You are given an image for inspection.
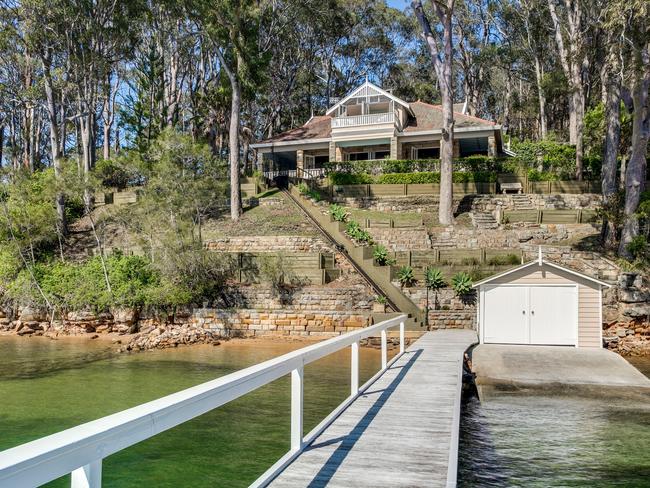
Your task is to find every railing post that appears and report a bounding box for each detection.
[381,329,387,370]
[351,341,359,395]
[71,460,102,488]
[399,321,405,354]
[291,366,304,452]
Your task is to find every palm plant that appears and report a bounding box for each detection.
[451,272,473,296]
[396,265,416,288]
[424,267,446,323]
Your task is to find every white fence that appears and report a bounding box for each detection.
[331,112,395,128]
[0,314,408,488]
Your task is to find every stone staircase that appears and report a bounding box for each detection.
[471,212,499,229]
[285,185,425,330]
[428,229,459,248]
[512,194,535,210]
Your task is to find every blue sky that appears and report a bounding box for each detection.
[387,0,409,11]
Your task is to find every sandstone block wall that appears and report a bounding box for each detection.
[204,236,334,253]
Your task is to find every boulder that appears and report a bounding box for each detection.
[622,303,650,318]
[619,289,650,303]
[18,307,46,323]
[113,308,137,326]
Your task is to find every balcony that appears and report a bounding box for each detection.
[331,111,395,129]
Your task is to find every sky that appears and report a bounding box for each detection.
[387,0,409,11]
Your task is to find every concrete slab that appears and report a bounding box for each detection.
[471,344,650,401]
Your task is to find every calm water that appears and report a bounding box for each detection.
[0,336,388,487]
[458,386,650,487]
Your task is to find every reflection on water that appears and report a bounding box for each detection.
[0,335,389,487]
[458,387,650,487]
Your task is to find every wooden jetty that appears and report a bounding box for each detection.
[266,329,477,488]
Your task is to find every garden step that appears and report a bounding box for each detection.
[471,212,498,229]
[512,194,534,210]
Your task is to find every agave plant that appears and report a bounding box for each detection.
[373,245,395,266]
[396,265,416,288]
[329,204,348,222]
[451,272,473,296]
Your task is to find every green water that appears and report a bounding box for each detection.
[0,336,388,487]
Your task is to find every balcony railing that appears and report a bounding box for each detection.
[331,111,395,128]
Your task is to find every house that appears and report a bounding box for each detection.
[473,249,611,348]
[251,80,503,176]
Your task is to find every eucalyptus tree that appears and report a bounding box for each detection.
[609,0,650,258]
[412,0,456,226]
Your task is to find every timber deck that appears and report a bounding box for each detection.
[266,329,477,488]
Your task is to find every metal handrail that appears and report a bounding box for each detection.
[0,314,407,488]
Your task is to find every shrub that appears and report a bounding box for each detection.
[460,257,480,266]
[627,236,649,261]
[451,272,473,296]
[373,245,396,266]
[329,172,374,185]
[375,295,387,304]
[329,204,349,222]
[424,267,446,290]
[377,172,439,184]
[297,182,310,195]
[487,254,521,266]
[345,220,373,245]
[396,265,416,288]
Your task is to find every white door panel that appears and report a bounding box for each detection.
[529,286,576,345]
[483,286,528,344]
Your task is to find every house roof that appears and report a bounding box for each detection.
[472,251,612,289]
[259,115,332,143]
[403,101,496,132]
[325,80,411,116]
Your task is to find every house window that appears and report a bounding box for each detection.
[348,152,369,161]
[315,155,329,167]
[416,147,440,159]
[372,150,390,160]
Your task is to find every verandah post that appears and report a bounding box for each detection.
[71,460,102,488]
[291,366,304,451]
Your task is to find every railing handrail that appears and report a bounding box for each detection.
[0,314,408,488]
[331,112,395,128]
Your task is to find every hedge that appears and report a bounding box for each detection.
[332,171,498,185]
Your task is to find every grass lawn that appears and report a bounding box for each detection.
[202,191,318,238]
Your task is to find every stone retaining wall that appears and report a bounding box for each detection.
[369,228,432,251]
[428,311,476,330]
[333,193,602,214]
[430,223,599,249]
[204,236,333,253]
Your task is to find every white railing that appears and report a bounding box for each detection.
[0,314,408,488]
[331,111,395,128]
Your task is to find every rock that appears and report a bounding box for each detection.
[619,289,650,303]
[622,304,650,318]
[17,327,34,335]
[18,307,46,323]
[112,308,137,326]
[90,334,99,339]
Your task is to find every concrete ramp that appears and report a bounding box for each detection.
[471,345,650,400]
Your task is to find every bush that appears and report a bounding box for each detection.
[345,220,373,245]
[329,172,374,185]
[451,272,473,296]
[297,182,310,195]
[487,254,521,266]
[377,172,439,184]
[329,204,349,222]
[627,236,649,261]
[373,245,396,266]
[396,265,416,287]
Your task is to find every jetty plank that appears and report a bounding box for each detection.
[267,329,477,487]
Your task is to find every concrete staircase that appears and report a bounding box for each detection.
[512,194,534,210]
[285,185,425,330]
[471,212,498,229]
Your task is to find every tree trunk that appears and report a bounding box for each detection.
[534,56,547,139]
[42,55,67,237]
[601,44,621,248]
[412,0,455,225]
[618,47,650,258]
[229,79,242,220]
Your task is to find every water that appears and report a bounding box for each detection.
[458,386,650,487]
[0,336,389,487]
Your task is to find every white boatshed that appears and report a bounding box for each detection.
[474,250,611,348]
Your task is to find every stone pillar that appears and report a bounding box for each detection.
[335,145,343,162]
[453,139,460,158]
[390,137,401,160]
[256,150,265,172]
[329,141,336,162]
[487,136,497,157]
[296,149,304,172]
